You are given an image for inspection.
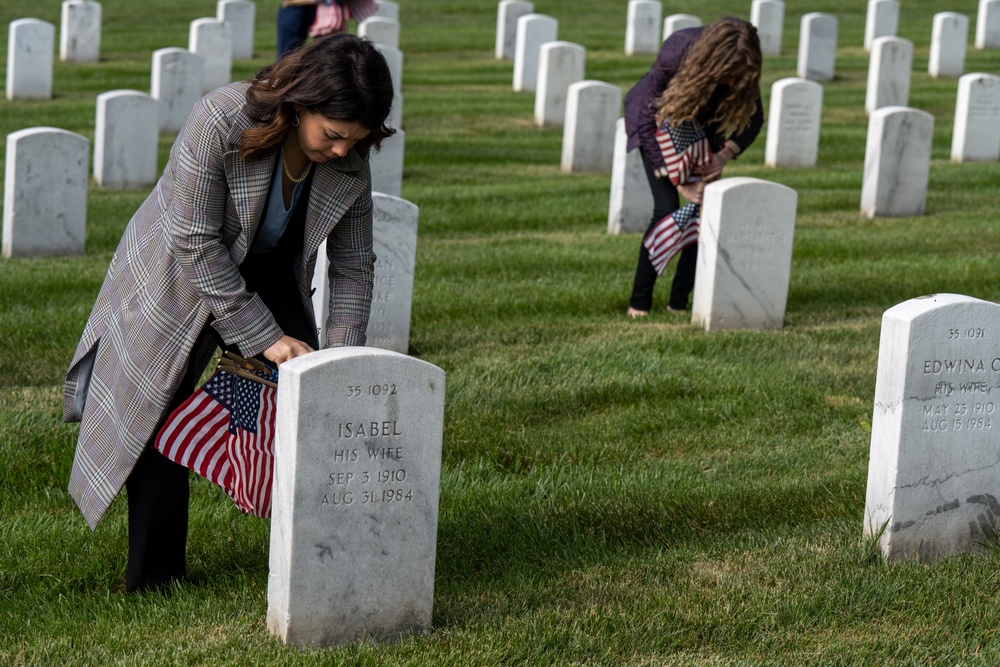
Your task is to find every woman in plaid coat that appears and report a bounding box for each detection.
[63,34,394,592]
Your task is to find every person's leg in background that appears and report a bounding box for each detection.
[629,152,681,315]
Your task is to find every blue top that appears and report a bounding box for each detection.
[252,148,307,255]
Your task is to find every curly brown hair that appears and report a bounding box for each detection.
[655,18,762,137]
[240,34,395,160]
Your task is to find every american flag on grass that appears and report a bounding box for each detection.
[643,119,713,275]
[154,361,279,518]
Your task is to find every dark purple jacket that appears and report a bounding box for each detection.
[624,26,764,171]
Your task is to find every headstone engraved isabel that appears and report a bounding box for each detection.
[267,347,445,648]
[691,177,798,332]
[864,294,1000,562]
[60,0,101,63]
[608,117,654,235]
[765,77,823,168]
[7,19,55,101]
[951,73,1000,162]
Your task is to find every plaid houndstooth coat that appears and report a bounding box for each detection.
[62,82,376,530]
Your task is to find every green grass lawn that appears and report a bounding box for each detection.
[3,0,1000,664]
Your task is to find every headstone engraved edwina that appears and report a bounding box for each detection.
[267,348,445,647]
[865,294,1000,562]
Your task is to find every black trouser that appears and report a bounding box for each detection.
[629,152,698,312]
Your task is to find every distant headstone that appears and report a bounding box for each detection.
[865,294,1000,562]
[151,48,204,133]
[534,41,585,128]
[929,12,969,79]
[60,0,101,63]
[513,14,558,92]
[366,194,419,353]
[860,106,934,218]
[6,19,54,101]
[375,0,399,21]
[976,0,1000,49]
[608,118,654,235]
[359,16,399,50]
[691,177,797,332]
[496,0,533,59]
[797,12,838,82]
[561,81,621,173]
[625,0,662,57]
[217,0,255,60]
[3,128,89,258]
[951,73,1000,162]
[189,18,233,93]
[764,77,823,168]
[267,347,445,648]
[94,90,160,189]
[865,37,913,113]
[370,128,405,197]
[751,0,784,56]
[376,44,402,97]
[663,14,702,41]
[386,92,403,130]
[864,0,899,51]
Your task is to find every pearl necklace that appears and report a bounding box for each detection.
[282,152,312,183]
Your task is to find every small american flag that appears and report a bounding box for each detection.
[154,363,279,518]
[643,203,701,275]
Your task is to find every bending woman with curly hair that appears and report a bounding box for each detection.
[624,17,763,318]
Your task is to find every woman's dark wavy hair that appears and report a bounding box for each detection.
[240,33,395,159]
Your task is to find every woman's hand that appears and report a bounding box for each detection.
[263,335,315,366]
[677,181,706,205]
[698,151,731,182]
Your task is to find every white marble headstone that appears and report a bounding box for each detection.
[370,128,405,198]
[151,48,204,133]
[189,18,232,93]
[366,194,419,353]
[865,294,1000,562]
[751,0,784,56]
[764,77,823,168]
[359,16,399,50]
[3,128,89,258]
[865,37,913,114]
[94,90,160,190]
[513,13,557,92]
[625,0,662,57]
[7,19,54,101]
[561,81,620,173]
[60,0,101,63]
[797,12,837,82]
[929,12,969,79]
[375,43,403,98]
[951,73,1000,163]
[663,14,702,41]
[534,41,585,128]
[860,106,934,218]
[374,0,399,21]
[864,0,899,51]
[217,0,255,60]
[496,0,533,59]
[267,347,445,648]
[691,177,798,332]
[976,0,1000,49]
[608,118,654,235]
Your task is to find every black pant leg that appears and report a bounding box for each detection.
[629,153,681,311]
[668,243,699,311]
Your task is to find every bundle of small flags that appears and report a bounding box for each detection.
[155,351,279,518]
[642,119,713,275]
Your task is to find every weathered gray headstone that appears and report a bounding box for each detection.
[561,81,621,173]
[865,294,1000,562]
[60,0,101,63]
[534,41,585,128]
[929,12,969,79]
[751,0,784,56]
[6,19,54,101]
[151,48,204,133]
[267,347,445,648]
[865,37,913,113]
[663,14,702,41]
[860,106,934,218]
[189,17,233,93]
[495,0,533,60]
[951,73,1000,162]
[625,0,662,57]
[359,16,399,50]
[370,128,405,198]
[3,128,89,258]
[691,177,797,332]
[217,0,255,60]
[608,118,654,235]
[797,12,838,82]
[976,0,1000,49]
[864,0,899,51]
[764,77,823,168]
[375,0,399,21]
[513,13,558,92]
[94,90,160,189]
